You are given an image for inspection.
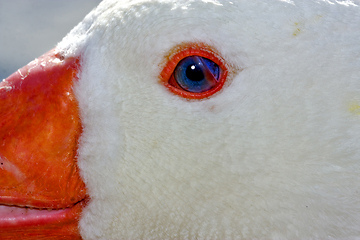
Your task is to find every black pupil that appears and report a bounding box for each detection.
[186,64,204,81]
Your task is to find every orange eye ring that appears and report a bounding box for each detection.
[160,43,228,99]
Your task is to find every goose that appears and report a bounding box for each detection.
[1,0,360,239]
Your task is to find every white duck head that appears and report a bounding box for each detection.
[2,0,360,239]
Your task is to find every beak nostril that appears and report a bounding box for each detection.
[55,52,65,61]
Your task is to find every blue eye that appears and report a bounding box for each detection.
[173,56,220,93]
[161,45,228,99]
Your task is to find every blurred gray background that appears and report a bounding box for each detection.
[0,0,102,80]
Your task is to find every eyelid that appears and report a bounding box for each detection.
[159,44,228,99]
[195,56,218,85]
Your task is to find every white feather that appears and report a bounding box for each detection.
[58,0,360,239]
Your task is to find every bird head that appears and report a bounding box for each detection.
[1,0,360,239]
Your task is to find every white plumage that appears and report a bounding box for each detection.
[57,0,360,239]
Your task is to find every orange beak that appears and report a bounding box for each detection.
[0,50,87,239]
